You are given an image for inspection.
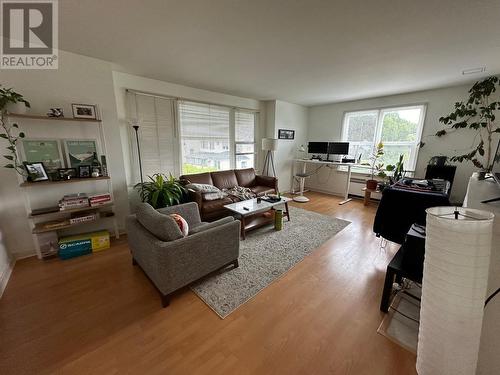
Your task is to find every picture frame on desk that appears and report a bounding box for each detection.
[24,162,49,182]
[78,165,91,178]
[278,129,295,140]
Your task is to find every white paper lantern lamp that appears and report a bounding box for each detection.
[417,206,494,375]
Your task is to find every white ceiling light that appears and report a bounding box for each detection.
[462,67,486,75]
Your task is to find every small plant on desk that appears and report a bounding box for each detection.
[363,142,385,190]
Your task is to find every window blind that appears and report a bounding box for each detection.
[126,91,178,184]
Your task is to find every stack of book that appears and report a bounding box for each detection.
[89,193,112,207]
[59,193,89,210]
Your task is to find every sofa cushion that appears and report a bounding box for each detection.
[185,183,220,193]
[234,168,257,188]
[203,191,228,201]
[251,185,275,196]
[180,172,213,185]
[211,170,239,190]
[135,203,183,242]
[201,197,234,213]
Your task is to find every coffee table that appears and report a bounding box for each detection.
[224,197,291,239]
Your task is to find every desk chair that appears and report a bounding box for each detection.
[293,172,311,202]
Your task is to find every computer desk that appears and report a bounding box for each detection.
[293,159,364,205]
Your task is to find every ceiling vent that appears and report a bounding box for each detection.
[462,67,486,75]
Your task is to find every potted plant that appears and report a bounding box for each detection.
[134,173,187,209]
[365,142,385,190]
[0,86,30,177]
[386,154,405,184]
[436,76,500,179]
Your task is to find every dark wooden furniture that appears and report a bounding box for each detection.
[380,225,425,312]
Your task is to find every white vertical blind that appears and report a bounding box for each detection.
[235,109,256,168]
[126,91,178,183]
[178,101,231,174]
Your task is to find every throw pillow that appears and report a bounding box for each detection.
[170,213,189,237]
[186,183,221,194]
[203,191,228,201]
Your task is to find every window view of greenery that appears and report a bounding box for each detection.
[343,106,424,173]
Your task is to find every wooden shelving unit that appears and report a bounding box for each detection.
[29,202,114,218]
[7,112,102,123]
[8,109,119,259]
[20,176,110,187]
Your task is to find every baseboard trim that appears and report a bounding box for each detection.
[0,258,16,299]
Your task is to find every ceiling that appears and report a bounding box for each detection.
[59,0,500,106]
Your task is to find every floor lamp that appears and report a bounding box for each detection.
[132,124,144,186]
[262,138,277,177]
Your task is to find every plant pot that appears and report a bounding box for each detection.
[366,179,378,190]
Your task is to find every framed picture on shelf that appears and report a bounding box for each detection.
[78,165,91,178]
[58,168,77,180]
[63,139,99,168]
[71,104,97,120]
[24,162,49,182]
[19,139,64,171]
[278,129,295,140]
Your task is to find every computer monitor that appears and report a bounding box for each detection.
[328,142,349,155]
[308,142,328,154]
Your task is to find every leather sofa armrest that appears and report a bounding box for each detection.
[187,189,203,213]
[255,175,278,191]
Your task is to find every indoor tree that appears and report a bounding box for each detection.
[436,76,500,172]
[0,86,30,176]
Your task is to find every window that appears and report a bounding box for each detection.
[235,110,256,169]
[342,105,426,171]
[179,101,231,174]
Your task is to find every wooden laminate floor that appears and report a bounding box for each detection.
[0,192,417,375]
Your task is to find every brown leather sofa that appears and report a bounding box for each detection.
[180,168,278,221]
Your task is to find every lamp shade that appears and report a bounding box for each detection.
[416,206,494,375]
[262,138,278,151]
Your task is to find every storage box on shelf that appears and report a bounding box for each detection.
[8,111,119,260]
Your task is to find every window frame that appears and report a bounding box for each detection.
[341,104,426,173]
[234,109,257,170]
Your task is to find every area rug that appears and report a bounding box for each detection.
[377,285,421,353]
[190,206,350,318]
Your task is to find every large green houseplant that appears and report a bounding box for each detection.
[135,173,187,209]
[0,86,30,176]
[436,76,500,175]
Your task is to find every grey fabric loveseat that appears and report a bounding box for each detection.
[126,202,240,307]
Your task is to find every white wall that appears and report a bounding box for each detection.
[264,100,308,192]
[0,50,129,258]
[307,82,495,202]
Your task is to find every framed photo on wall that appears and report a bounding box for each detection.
[71,104,97,120]
[278,129,295,140]
[19,139,64,171]
[63,139,99,168]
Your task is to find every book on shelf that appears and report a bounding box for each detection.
[59,193,90,210]
[89,193,112,207]
[41,220,70,230]
[69,212,98,225]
